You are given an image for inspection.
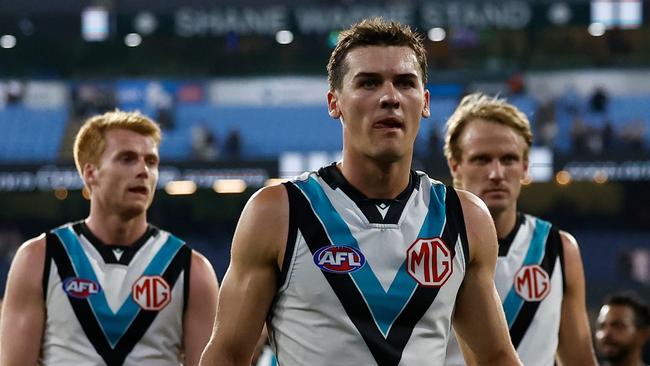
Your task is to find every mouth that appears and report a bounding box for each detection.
[373,117,404,130]
[128,186,149,196]
[483,188,508,195]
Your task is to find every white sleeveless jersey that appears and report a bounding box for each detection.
[445,214,565,366]
[269,165,470,366]
[41,221,191,366]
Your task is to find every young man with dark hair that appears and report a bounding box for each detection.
[200,19,520,366]
[597,293,650,366]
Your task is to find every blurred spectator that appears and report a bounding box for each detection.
[5,81,24,105]
[602,119,615,151]
[147,82,175,130]
[71,83,117,119]
[191,124,219,161]
[224,129,241,160]
[591,87,609,113]
[620,118,646,151]
[507,73,525,95]
[571,115,589,154]
[535,99,558,148]
[559,85,580,115]
[595,292,649,366]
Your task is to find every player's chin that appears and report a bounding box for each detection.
[120,204,147,220]
[370,145,407,163]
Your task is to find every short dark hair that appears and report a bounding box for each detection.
[326,17,427,91]
[605,292,650,329]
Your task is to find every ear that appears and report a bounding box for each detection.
[447,157,460,181]
[82,162,98,188]
[522,158,530,180]
[327,90,341,119]
[422,88,430,118]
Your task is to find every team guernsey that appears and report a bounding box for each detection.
[268,164,470,366]
[445,214,565,366]
[40,221,191,366]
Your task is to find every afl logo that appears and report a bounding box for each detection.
[514,265,550,301]
[132,275,171,311]
[313,246,366,273]
[63,277,100,299]
[407,237,452,287]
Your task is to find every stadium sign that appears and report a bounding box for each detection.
[0,161,277,192]
[174,1,535,37]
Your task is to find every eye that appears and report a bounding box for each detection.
[501,155,519,165]
[395,79,416,89]
[146,157,159,166]
[359,79,380,89]
[470,156,491,165]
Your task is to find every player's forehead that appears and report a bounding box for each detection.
[459,119,526,155]
[342,46,422,81]
[103,128,158,156]
[599,304,635,324]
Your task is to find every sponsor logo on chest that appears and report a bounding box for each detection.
[132,275,172,311]
[313,245,366,273]
[514,264,550,301]
[63,277,101,299]
[407,237,453,287]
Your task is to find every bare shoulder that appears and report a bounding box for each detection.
[14,233,47,266]
[243,184,289,220]
[559,230,583,263]
[5,233,47,296]
[189,250,219,284]
[232,184,290,266]
[454,188,491,221]
[453,189,498,258]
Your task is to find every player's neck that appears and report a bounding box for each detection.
[338,157,411,199]
[491,207,518,240]
[84,212,148,246]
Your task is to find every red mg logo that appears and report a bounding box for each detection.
[514,265,550,301]
[132,275,171,311]
[407,237,452,287]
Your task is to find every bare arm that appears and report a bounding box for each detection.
[452,190,522,366]
[183,251,220,366]
[0,235,47,366]
[200,185,287,366]
[555,231,598,366]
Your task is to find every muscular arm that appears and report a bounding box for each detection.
[451,190,522,366]
[183,251,220,366]
[555,231,597,366]
[200,185,287,366]
[0,235,47,366]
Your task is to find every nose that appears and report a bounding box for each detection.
[136,158,149,179]
[488,160,505,181]
[379,82,400,109]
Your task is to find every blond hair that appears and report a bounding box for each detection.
[444,93,533,163]
[73,110,161,177]
[327,17,428,91]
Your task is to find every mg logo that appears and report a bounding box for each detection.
[514,265,550,301]
[132,275,171,311]
[407,237,452,287]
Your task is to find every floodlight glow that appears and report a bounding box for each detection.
[275,30,294,45]
[428,27,446,42]
[213,179,247,193]
[134,12,157,35]
[588,22,606,36]
[82,7,109,41]
[165,180,197,195]
[556,170,572,185]
[125,33,142,47]
[0,35,17,49]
